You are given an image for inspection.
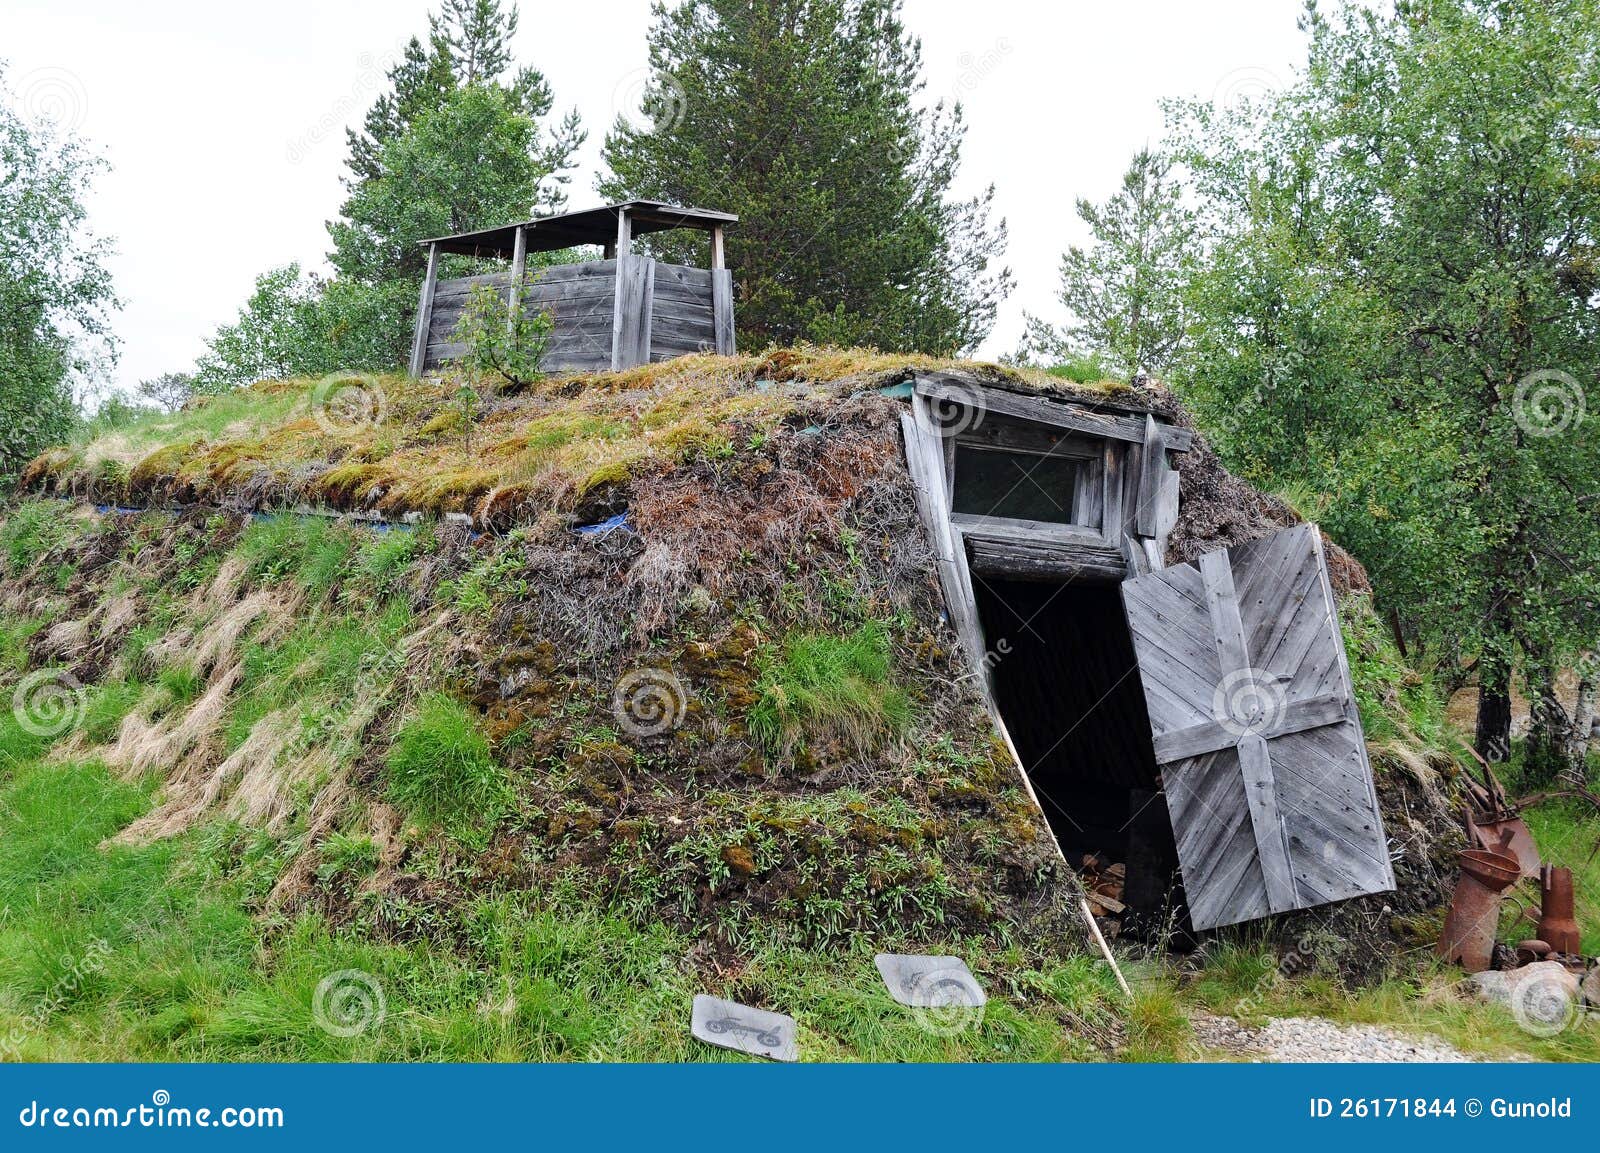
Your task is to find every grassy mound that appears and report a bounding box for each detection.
[0,347,1535,1060]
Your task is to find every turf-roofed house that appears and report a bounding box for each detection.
[19,320,1461,1001]
[402,202,1401,939]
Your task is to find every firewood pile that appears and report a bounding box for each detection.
[1077,853,1126,935]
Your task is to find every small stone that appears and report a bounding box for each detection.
[1468,961,1580,1012]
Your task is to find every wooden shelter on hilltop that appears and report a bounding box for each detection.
[410,201,737,376]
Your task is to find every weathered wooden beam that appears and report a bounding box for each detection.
[1120,532,1150,578]
[901,403,990,679]
[506,225,527,338]
[1136,413,1163,537]
[710,225,725,270]
[615,207,632,258]
[610,255,654,371]
[1072,452,1105,530]
[955,419,1100,459]
[916,375,1194,452]
[408,242,440,378]
[1102,441,1125,545]
[711,268,735,355]
[1150,691,1348,763]
[1199,548,1298,914]
[952,513,1126,583]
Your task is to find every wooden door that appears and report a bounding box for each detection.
[1119,524,1394,930]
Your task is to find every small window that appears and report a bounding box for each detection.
[951,446,1079,523]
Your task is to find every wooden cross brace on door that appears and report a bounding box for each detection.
[1123,526,1391,930]
[1148,551,1352,915]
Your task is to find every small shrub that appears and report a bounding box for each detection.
[749,623,912,758]
[386,693,511,842]
[452,280,553,390]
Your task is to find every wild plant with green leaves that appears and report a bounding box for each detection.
[1021,149,1193,380]
[451,280,553,391]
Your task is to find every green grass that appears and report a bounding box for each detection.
[0,499,72,576]
[225,600,412,753]
[748,622,913,758]
[1185,937,1600,1062]
[235,515,359,597]
[386,693,512,845]
[70,382,305,462]
[0,729,1152,1061]
[1518,799,1600,956]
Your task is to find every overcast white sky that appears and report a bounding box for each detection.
[3,0,1309,394]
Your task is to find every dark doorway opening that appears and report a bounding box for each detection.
[971,576,1189,937]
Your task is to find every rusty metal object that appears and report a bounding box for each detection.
[1510,940,1548,965]
[1538,867,1581,955]
[1439,849,1521,973]
[1462,749,1541,878]
[1516,939,1552,967]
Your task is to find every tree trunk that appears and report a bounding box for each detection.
[1523,664,1570,788]
[1476,651,1514,763]
[1563,667,1596,791]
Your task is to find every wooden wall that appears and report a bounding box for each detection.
[651,263,717,361]
[421,258,722,374]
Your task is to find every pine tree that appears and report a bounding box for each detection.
[431,0,517,86]
[330,0,581,288]
[1022,149,1193,380]
[318,1,582,365]
[599,0,1009,354]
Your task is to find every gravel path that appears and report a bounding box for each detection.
[1191,1010,1478,1062]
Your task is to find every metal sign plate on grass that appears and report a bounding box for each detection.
[690,995,798,1063]
[874,954,986,1010]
